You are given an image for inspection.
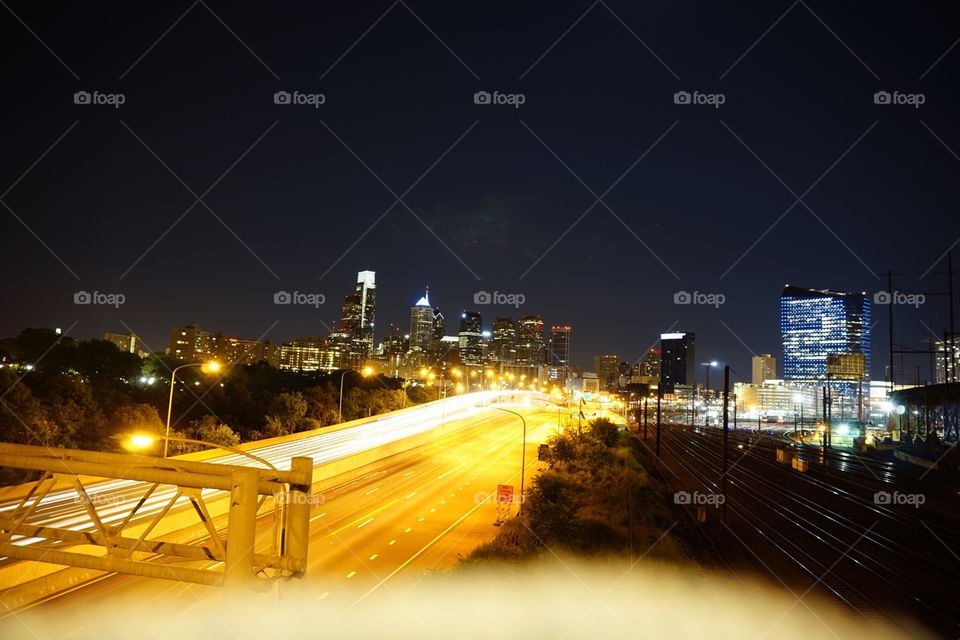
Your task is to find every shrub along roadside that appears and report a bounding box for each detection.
[461,419,702,567]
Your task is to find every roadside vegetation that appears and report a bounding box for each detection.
[462,418,700,566]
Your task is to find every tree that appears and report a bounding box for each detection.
[589,418,620,447]
[189,415,240,448]
[112,403,164,438]
[264,392,309,434]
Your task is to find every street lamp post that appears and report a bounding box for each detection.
[490,407,527,516]
[164,361,221,459]
[339,366,375,423]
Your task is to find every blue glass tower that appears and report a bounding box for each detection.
[780,286,871,417]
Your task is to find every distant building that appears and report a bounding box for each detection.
[780,285,871,417]
[408,289,435,352]
[516,315,545,365]
[548,325,572,385]
[489,317,517,365]
[752,354,777,385]
[210,333,279,366]
[639,348,660,379]
[279,338,322,372]
[104,332,137,354]
[169,323,213,362]
[934,333,959,383]
[458,311,483,365]
[594,354,619,391]
[660,332,695,392]
[340,270,377,365]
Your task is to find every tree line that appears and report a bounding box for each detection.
[0,328,432,482]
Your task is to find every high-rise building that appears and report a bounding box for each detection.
[548,325,572,385]
[458,311,483,365]
[780,285,871,416]
[169,323,213,362]
[104,332,138,354]
[752,353,777,385]
[660,332,695,392]
[341,270,376,365]
[516,315,545,365]
[639,348,660,379]
[594,354,619,391]
[934,333,959,384]
[409,289,435,352]
[489,317,516,364]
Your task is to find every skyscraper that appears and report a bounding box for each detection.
[489,317,516,364]
[660,332,695,392]
[516,315,545,365]
[409,289,435,352]
[458,311,483,365]
[752,354,777,385]
[780,285,871,416]
[548,325,571,386]
[341,270,376,364]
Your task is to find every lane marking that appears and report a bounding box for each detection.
[388,539,396,545]
[310,512,327,522]
[317,591,330,601]
[404,527,412,533]
[369,553,378,560]
[357,517,374,529]
[346,571,356,579]
[405,491,417,499]
[365,487,379,495]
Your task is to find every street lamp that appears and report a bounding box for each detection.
[489,406,527,516]
[164,360,221,458]
[793,392,804,435]
[339,367,376,423]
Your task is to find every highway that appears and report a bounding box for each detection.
[0,393,559,628]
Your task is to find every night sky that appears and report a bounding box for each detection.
[2,1,959,380]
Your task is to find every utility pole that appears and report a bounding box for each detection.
[720,366,730,524]
[642,393,649,439]
[656,385,662,457]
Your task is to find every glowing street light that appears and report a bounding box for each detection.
[164,360,222,458]
[123,432,276,471]
[339,366,376,423]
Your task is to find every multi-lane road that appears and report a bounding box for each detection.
[0,393,559,628]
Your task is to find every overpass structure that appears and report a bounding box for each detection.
[0,390,535,602]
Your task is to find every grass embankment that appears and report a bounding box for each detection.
[462,419,705,566]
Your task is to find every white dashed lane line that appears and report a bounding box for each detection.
[404,527,412,533]
[388,539,396,545]
[357,517,374,529]
[346,571,356,579]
